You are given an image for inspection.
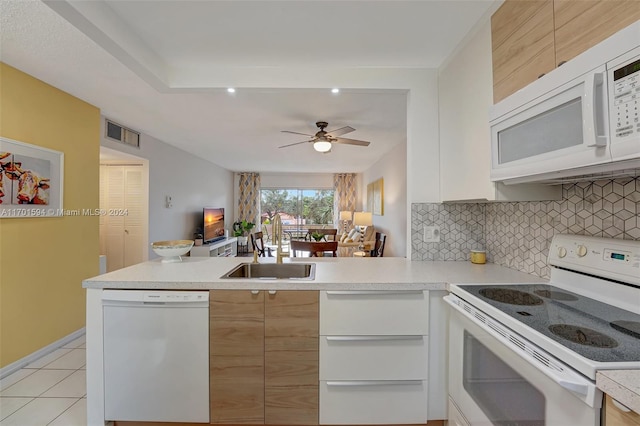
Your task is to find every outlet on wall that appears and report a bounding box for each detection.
[165,195,173,208]
[423,225,440,243]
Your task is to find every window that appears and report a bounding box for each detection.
[260,189,334,229]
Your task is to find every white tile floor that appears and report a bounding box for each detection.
[0,335,86,425]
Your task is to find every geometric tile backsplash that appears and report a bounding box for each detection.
[411,177,640,279]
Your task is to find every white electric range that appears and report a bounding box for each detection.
[445,234,640,426]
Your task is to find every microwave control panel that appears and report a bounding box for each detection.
[612,56,640,139]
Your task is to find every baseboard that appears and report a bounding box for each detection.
[0,327,86,379]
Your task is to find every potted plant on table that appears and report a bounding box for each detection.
[233,220,255,246]
[311,231,324,242]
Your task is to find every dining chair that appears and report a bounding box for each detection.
[250,231,272,257]
[290,240,338,257]
[370,232,387,257]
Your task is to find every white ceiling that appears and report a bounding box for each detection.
[0,0,497,173]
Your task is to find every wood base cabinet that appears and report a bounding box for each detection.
[210,290,265,424]
[210,290,319,425]
[604,395,640,426]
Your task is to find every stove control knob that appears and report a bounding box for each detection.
[558,247,567,258]
[576,245,588,257]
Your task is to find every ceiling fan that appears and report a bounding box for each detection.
[279,121,371,153]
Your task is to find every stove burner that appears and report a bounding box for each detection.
[610,321,640,340]
[479,288,544,306]
[548,324,618,348]
[533,289,579,301]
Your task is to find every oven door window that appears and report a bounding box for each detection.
[463,330,545,425]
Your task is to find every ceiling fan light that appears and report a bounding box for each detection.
[313,140,332,152]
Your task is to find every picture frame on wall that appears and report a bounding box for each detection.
[0,137,64,218]
[367,177,384,216]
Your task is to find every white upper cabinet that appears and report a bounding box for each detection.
[438,20,561,202]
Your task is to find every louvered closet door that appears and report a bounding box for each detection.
[103,166,125,272]
[100,165,145,272]
[99,166,109,258]
[123,167,144,267]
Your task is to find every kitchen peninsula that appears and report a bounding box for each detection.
[83,257,543,426]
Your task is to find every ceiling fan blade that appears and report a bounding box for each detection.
[326,126,355,137]
[334,137,370,147]
[278,140,312,148]
[281,130,315,137]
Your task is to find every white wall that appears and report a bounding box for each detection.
[362,142,407,257]
[101,118,234,258]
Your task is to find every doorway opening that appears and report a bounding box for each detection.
[99,147,149,272]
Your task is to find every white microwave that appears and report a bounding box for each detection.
[490,22,640,184]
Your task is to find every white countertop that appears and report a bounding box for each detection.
[597,370,640,414]
[83,257,545,290]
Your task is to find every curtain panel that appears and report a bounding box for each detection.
[333,173,357,227]
[237,172,261,226]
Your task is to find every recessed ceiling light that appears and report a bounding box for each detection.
[227,88,236,93]
[331,88,340,94]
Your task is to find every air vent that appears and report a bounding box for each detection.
[105,119,140,148]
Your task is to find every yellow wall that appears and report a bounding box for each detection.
[0,63,100,368]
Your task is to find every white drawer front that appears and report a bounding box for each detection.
[319,380,428,425]
[448,397,471,426]
[320,335,428,380]
[320,290,429,335]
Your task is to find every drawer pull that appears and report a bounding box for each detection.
[326,335,423,342]
[326,380,422,387]
[326,291,423,296]
[250,290,260,295]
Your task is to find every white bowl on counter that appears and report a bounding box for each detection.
[151,240,194,263]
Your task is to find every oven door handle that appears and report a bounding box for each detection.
[444,294,601,408]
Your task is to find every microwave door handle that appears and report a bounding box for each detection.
[583,72,608,148]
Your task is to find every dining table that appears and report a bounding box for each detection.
[284,229,309,241]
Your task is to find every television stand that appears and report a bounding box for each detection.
[190,237,238,257]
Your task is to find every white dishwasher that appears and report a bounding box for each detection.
[102,290,209,423]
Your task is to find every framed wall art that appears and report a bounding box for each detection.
[0,137,64,218]
[367,177,384,216]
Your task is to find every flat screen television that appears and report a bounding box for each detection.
[203,207,225,244]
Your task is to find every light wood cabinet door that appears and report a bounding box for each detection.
[265,291,319,425]
[210,290,265,424]
[491,0,556,103]
[554,0,640,66]
[604,395,640,425]
[492,0,640,103]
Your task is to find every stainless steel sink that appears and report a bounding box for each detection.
[221,262,315,280]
